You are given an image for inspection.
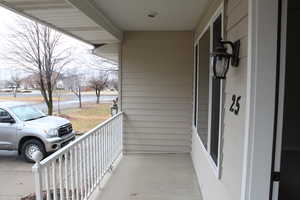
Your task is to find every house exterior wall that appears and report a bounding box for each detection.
[121,31,194,153]
[192,0,249,200]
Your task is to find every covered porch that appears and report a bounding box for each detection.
[0,0,267,200]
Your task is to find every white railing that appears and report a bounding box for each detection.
[32,112,123,200]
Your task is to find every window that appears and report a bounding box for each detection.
[210,15,223,165]
[10,105,45,121]
[197,29,210,149]
[193,11,224,176]
[0,109,12,123]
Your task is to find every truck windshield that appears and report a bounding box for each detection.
[11,105,46,121]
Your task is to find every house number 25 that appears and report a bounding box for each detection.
[229,95,241,115]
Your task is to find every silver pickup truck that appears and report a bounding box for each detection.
[0,102,75,162]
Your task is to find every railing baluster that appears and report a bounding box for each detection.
[80,141,86,199]
[100,127,104,178]
[87,137,90,196]
[104,124,107,171]
[93,132,96,187]
[52,161,57,200]
[89,135,92,193]
[80,142,84,200]
[45,166,50,200]
[59,156,64,200]
[75,146,79,200]
[95,131,99,184]
[91,133,94,189]
[70,148,75,200]
[80,140,87,199]
[65,152,69,200]
[108,123,110,167]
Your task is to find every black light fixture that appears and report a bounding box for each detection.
[211,39,240,79]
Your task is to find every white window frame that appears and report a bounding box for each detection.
[193,3,224,179]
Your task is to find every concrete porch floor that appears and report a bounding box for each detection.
[95,154,202,200]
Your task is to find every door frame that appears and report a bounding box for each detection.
[270,0,287,199]
[241,0,280,200]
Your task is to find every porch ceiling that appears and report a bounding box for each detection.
[93,0,210,31]
[0,0,122,45]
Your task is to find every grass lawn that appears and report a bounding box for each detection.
[56,103,111,134]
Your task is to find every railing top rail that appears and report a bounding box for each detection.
[39,112,123,165]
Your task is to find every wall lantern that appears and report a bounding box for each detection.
[211,40,240,79]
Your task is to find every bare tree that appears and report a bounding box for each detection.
[6,73,22,97]
[3,19,72,115]
[89,72,108,104]
[64,71,85,108]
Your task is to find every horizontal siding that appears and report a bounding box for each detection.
[220,0,249,199]
[125,114,191,123]
[122,31,193,153]
[124,138,191,146]
[125,127,189,135]
[125,145,191,154]
[125,133,190,140]
[122,96,192,104]
[124,120,191,129]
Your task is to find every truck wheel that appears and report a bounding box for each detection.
[21,139,46,163]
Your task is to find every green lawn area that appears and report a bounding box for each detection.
[56,103,111,134]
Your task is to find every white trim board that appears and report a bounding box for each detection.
[241,0,279,200]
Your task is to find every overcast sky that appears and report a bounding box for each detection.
[0,6,113,81]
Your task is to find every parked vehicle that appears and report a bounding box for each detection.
[0,102,75,162]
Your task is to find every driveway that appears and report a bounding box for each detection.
[0,150,34,200]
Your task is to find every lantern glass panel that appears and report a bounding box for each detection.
[213,55,230,79]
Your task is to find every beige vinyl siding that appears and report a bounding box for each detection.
[122,31,193,153]
[192,0,249,200]
[221,0,248,199]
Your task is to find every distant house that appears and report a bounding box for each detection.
[20,72,64,90]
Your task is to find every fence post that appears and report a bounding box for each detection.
[32,151,44,200]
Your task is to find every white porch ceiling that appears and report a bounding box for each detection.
[93,0,209,31]
[0,0,121,45]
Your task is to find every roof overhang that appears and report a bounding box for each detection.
[0,0,122,62]
[92,43,119,63]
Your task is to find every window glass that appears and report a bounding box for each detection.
[210,14,223,165]
[197,29,210,149]
[0,109,10,117]
[11,105,46,121]
[0,109,12,123]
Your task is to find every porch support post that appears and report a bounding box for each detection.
[241,0,279,200]
[32,162,43,200]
